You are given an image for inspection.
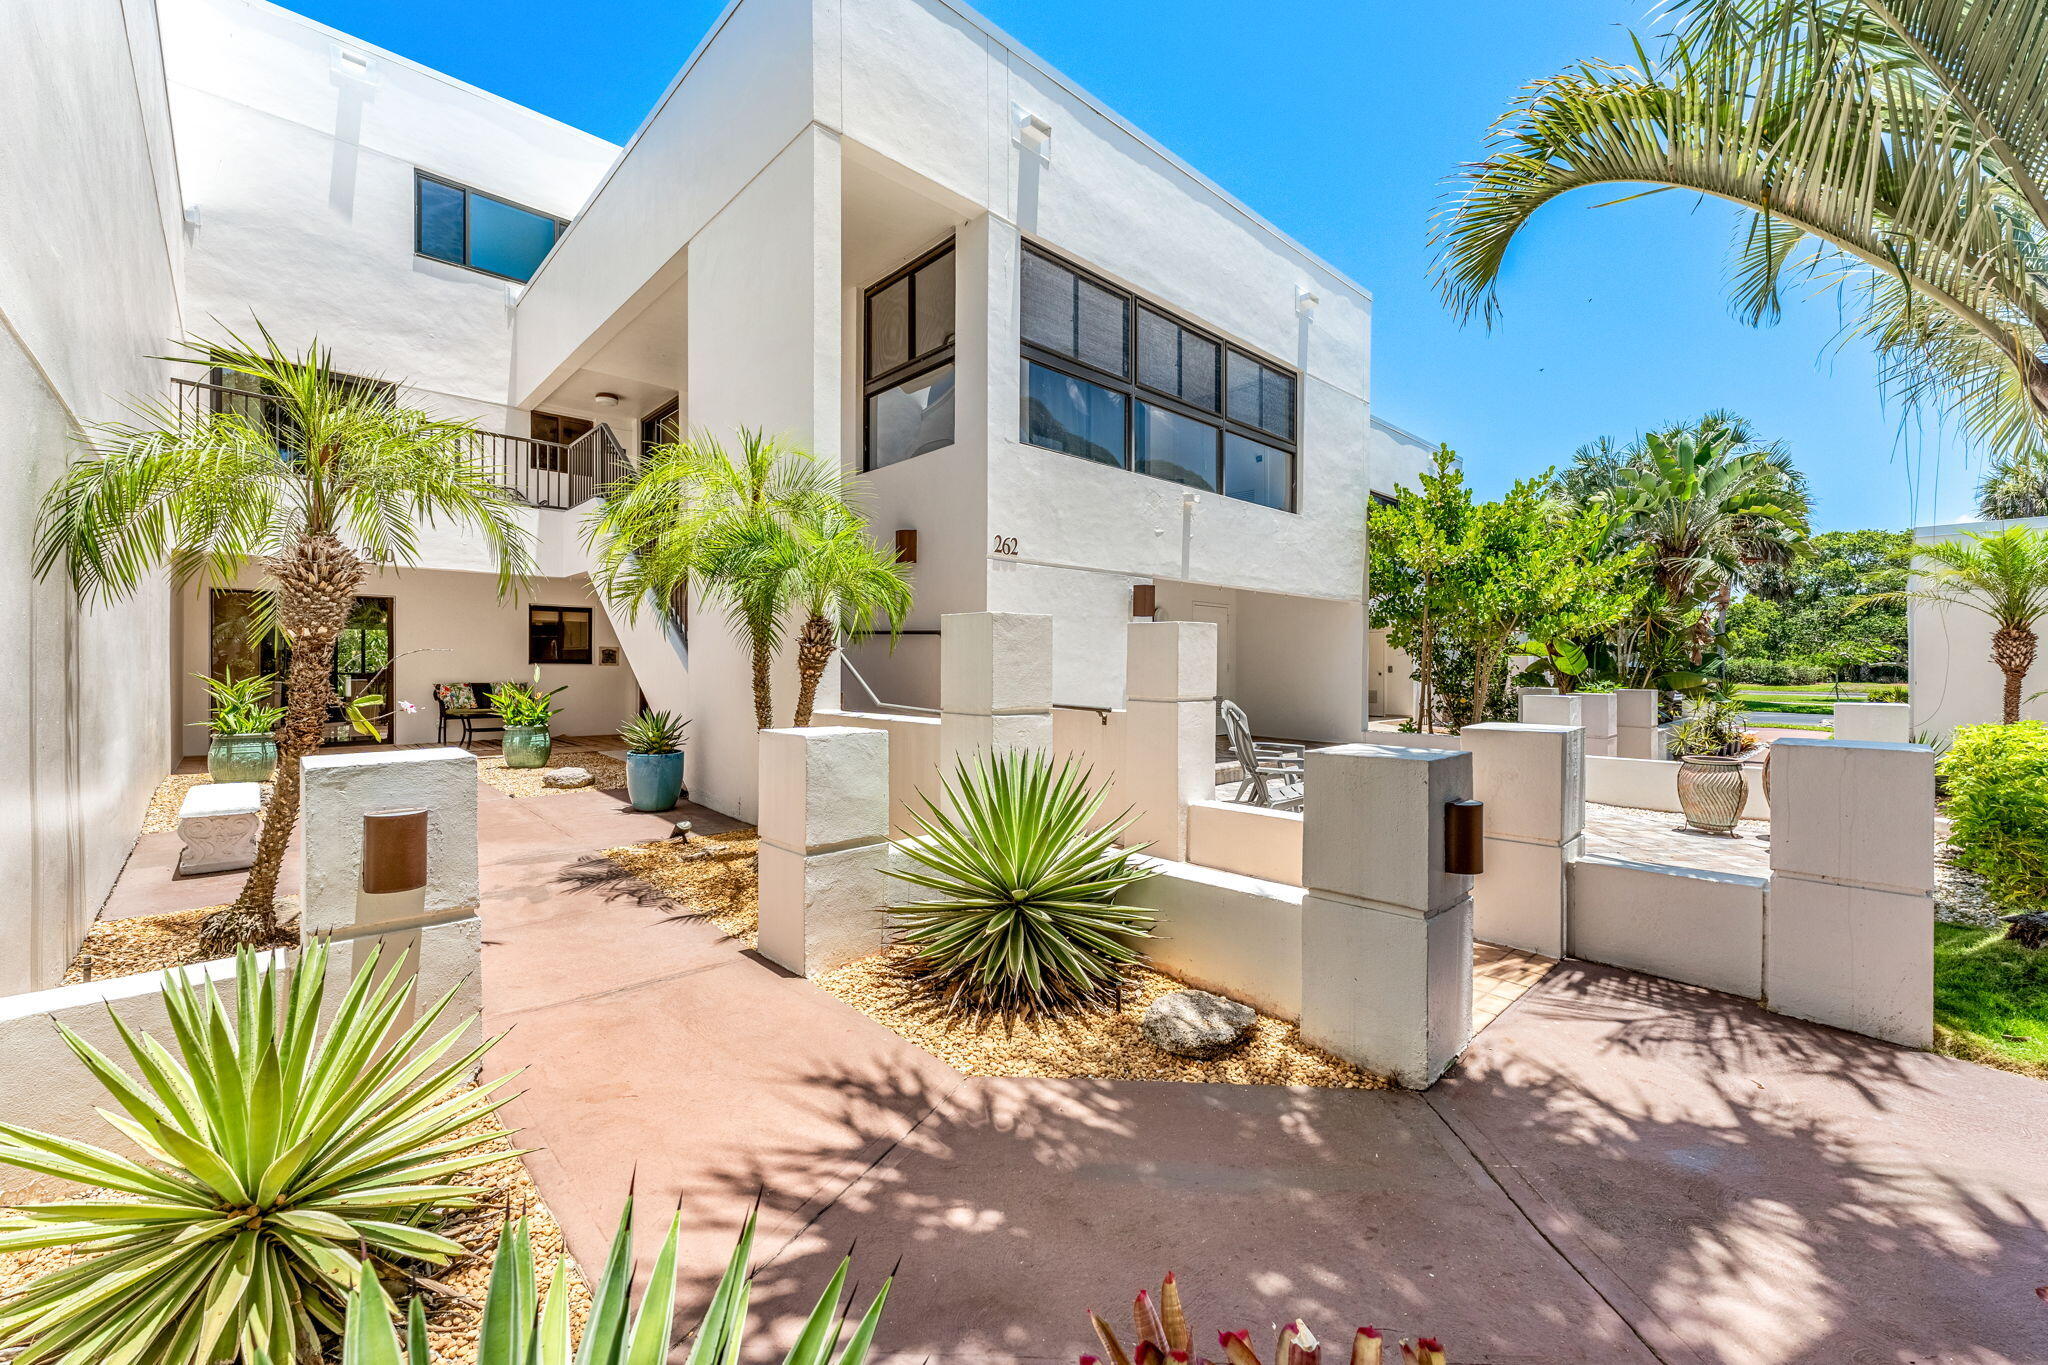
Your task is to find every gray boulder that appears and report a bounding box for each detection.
[1140,989,1256,1058]
[543,767,595,789]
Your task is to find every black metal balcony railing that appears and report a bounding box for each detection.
[170,377,631,511]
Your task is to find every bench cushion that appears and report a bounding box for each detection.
[434,682,479,710]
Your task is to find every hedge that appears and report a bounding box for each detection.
[1938,722,2048,906]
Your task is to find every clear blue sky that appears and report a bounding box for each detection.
[274,0,1986,532]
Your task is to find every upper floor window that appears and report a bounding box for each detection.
[1018,245,1299,512]
[863,241,956,470]
[415,172,568,283]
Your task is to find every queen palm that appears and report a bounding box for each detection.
[584,428,844,728]
[1436,0,2048,466]
[1909,526,2048,722]
[788,509,912,727]
[34,328,532,952]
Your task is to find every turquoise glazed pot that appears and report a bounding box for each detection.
[208,733,278,783]
[627,750,686,812]
[503,725,553,769]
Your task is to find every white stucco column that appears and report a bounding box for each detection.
[1462,723,1583,958]
[299,748,482,1027]
[1519,691,1579,728]
[1122,621,1218,860]
[1765,738,1934,1046]
[1831,702,1911,744]
[757,726,893,977]
[1299,744,1475,1088]
[939,611,1053,771]
[1615,689,1660,759]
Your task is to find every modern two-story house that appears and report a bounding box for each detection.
[5,0,1432,989]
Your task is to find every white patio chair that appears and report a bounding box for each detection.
[1218,699,1306,811]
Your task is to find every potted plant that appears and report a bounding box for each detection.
[618,709,690,811]
[194,672,286,781]
[490,669,567,768]
[1667,693,1755,833]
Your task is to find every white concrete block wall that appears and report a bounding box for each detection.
[1832,702,1911,744]
[1463,722,1583,958]
[1615,689,1661,760]
[1121,621,1217,860]
[939,612,1053,772]
[1567,858,1766,999]
[1300,744,1475,1088]
[299,749,480,937]
[1185,800,1303,884]
[1121,858,1305,1021]
[814,709,943,837]
[757,727,895,976]
[1765,739,1935,1047]
[1586,754,1769,820]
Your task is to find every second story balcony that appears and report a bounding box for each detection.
[171,376,630,512]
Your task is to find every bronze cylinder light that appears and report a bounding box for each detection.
[1444,799,1484,876]
[361,809,428,894]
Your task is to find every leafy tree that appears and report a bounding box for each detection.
[1436,0,2048,461]
[34,328,531,952]
[1367,446,1473,731]
[1725,528,1909,671]
[1979,451,2048,520]
[1908,525,2048,723]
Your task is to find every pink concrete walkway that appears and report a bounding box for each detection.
[474,801,2048,1365]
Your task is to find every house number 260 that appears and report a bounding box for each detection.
[992,535,1019,556]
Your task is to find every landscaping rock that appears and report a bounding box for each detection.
[1140,989,1256,1057]
[543,767,594,789]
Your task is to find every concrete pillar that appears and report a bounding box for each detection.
[939,611,1053,773]
[1616,689,1661,759]
[757,726,894,977]
[1832,702,1911,744]
[1765,739,1934,1047]
[1577,692,1618,757]
[1122,621,1218,860]
[1519,691,1579,728]
[1299,744,1475,1088]
[1462,723,1584,958]
[299,748,482,1026]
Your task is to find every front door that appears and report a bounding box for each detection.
[1188,600,1235,734]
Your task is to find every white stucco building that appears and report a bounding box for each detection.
[7,0,1433,987]
[1908,514,2048,736]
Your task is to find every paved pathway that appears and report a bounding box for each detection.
[475,801,2048,1365]
[1583,803,1772,877]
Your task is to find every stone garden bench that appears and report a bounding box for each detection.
[176,782,266,875]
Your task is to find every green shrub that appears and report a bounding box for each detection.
[1868,684,1909,704]
[0,943,506,1365]
[341,1201,890,1365]
[888,749,1159,1015]
[1938,722,2048,904]
[1723,657,1830,685]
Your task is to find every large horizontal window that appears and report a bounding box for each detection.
[863,241,956,469]
[1018,244,1298,510]
[415,172,567,283]
[1023,360,1125,467]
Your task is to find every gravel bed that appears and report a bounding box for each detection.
[476,747,627,798]
[0,1100,585,1364]
[598,832,761,944]
[64,901,299,985]
[815,951,1388,1089]
[141,771,218,834]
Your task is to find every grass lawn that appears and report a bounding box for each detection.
[1734,696,1840,716]
[1933,923,2048,1078]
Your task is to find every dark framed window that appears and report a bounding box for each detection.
[415,171,568,283]
[529,606,593,664]
[640,398,679,450]
[1018,244,1299,511]
[863,241,956,469]
[209,590,394,745]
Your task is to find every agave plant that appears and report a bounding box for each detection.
[0,942,510,1365]
[1086,1274,1447,1365]
[617,708,691,755]
[886,748,1159,1015]
[341,1199,891,1365]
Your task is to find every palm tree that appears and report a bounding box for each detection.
[1910,526,2048,722]
[788,510,912,727]
[35,327,532,951]
[1978,450,2048,520]
[1436,0,2048,461]
[584,429,843,728]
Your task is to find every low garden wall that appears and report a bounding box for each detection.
[814,709,941,837]
[1585,753,1769,820]
[1122,856,1306,1020]
[1567,856,1767,998]
[1184,799,1303,883]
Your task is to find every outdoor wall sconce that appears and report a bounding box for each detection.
[1132,583,1157,619]
[1444,799,1484,876]
[895,529,918,564]
[362,809,428,897]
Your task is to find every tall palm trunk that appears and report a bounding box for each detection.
[792,613,836,727]
[749,633,775,729]
[199,533,366,955]
[1994,624,2038,724]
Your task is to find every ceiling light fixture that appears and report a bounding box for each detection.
[593,392,620,408]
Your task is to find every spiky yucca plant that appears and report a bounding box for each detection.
[0,943,510,1365]
[1086,1275,1447,1365]
[341,1201,892,1365]
[886,749,1158,1015]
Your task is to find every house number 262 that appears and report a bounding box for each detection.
[992,535,1019,556]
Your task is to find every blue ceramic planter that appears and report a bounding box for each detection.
[626,750,686,811]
